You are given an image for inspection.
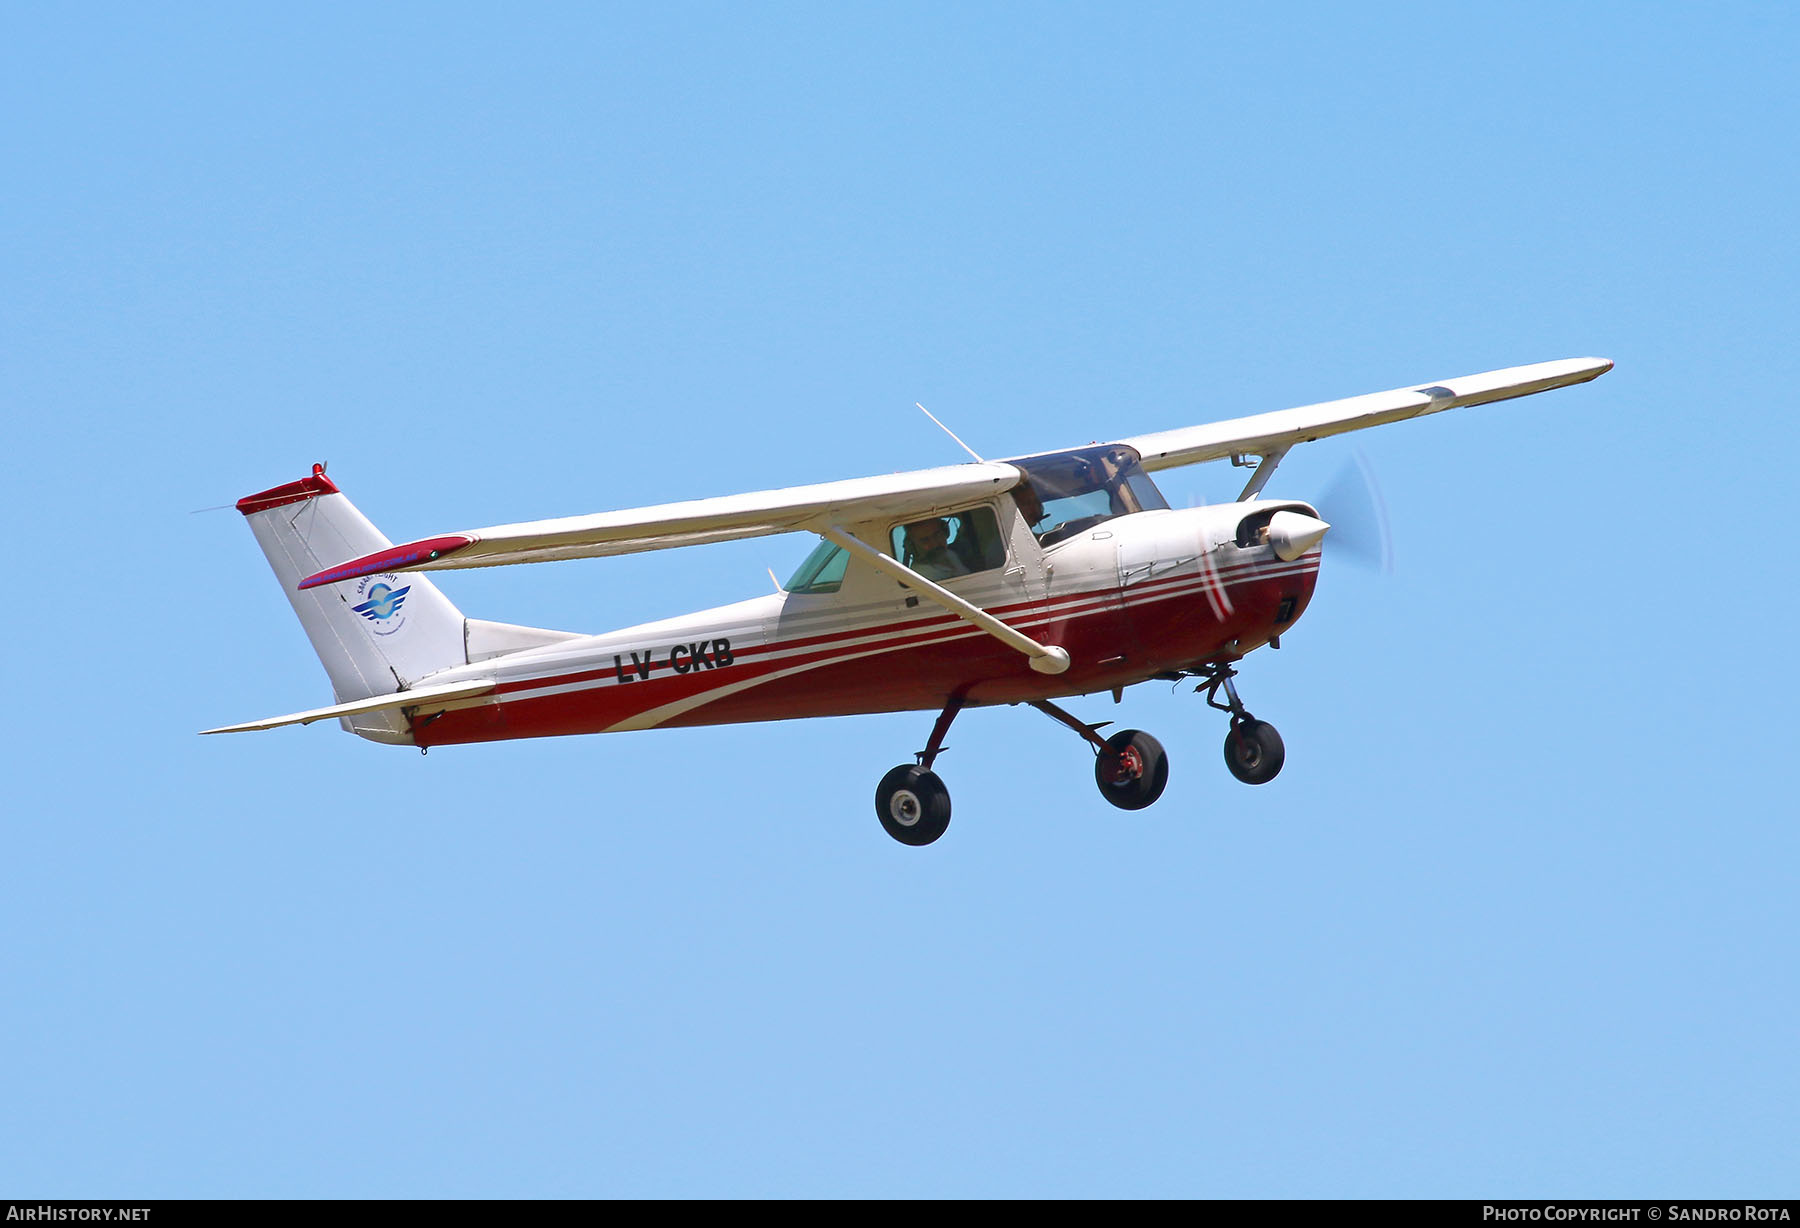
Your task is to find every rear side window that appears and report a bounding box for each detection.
[785,538,850,593]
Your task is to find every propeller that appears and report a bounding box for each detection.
[1196,527,1234,618]
[1185,491,1235,618]
[1314,448,1395,575]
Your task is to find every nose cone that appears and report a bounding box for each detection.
[1267,510,1331,561]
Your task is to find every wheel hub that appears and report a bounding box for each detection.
[1101,746,1143,785]
[888,790,922,827]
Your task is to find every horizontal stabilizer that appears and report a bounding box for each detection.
[201,679,496,735]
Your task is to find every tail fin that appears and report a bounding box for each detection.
[237,465,470,743]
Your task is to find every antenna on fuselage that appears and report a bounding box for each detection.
[915,402,985,463]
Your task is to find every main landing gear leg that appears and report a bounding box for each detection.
[1029,699,1170,812]
[1193,664,1286,785]
[873,693,965,846]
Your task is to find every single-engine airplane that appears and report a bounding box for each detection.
[207,357,1611,844]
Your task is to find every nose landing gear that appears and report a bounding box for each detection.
[1223,720,1285,784]
[1192,663,1285,785]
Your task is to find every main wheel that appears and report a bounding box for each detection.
[1223,719,1285,784]
[875,765,952,846]
[1093,729,1169,811]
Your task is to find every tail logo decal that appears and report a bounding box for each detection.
[351,576,411,636]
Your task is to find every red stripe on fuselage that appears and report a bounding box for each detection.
[414,556,1318,746]
[478,557,1300,698]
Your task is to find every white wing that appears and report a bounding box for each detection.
[299,462,1023,589]
[1118,357,1613,472]
[299,357,1611,590]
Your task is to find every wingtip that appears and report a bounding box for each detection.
[297,534,476,590]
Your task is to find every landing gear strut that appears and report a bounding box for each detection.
[1030,699,1170,811]
[870,666,1283,842]
[871,690,1178,844]
[1190,663,1285,785]
[873,692,965,846]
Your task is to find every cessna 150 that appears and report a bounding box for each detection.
[207,357,1612,845]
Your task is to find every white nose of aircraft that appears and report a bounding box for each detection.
[1267,510,1331,562]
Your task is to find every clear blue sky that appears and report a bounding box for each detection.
[4,2,1796,1197]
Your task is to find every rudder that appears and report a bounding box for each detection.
[237,464,468,743]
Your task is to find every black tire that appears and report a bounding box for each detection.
[875,765,952,846]
[1093,729,1169,811]
[1223,719,1285,785]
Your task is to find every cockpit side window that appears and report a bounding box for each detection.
[1013,445,1169,547]
[891,506,1006,582]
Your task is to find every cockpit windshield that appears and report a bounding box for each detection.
[1012,444,1169,546]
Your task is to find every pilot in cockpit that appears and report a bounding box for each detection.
[1079,451,1130,514]
[1011,481,1046,533]
[903,518,971,581]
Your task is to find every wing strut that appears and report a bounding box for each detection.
[822,528,1072,675]
[1235,446,1290,501]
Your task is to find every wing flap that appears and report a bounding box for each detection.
[200,679,497,734]
[299,462,1023,588]
[1121,357,1613,472]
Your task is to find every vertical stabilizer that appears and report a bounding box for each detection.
[237,465,468,743]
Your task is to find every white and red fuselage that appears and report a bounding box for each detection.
[396,495,1322,748]
[226,441,1327,747]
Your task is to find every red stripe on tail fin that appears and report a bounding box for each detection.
[236,464,340,515]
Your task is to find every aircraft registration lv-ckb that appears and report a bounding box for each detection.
[208,357,1612,844]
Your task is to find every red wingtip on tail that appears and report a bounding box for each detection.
[236,464,340,516]
[297,535,477,590]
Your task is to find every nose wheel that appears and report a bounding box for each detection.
[1193,663,1285,786]
[1223,719,1284,784]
